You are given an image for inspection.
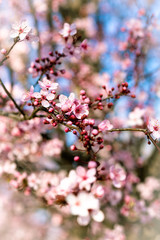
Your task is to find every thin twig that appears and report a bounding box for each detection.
[147,133,160,153]
[108,128,146,133]
[33,72,45,87]
[0,38,19,66]
[0,110,23,120]
[108,127,160,153]
[0,78,25,116]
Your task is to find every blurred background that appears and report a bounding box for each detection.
[0,0,160,239]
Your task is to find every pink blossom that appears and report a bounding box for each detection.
[109,165,126,188]
[72,103,89,119]
[121,57,132,70]
[22,86,34,101]
[2,161,16,174]
[38,78,59,91]
[1,48,7,55]
[63,43,81,58]
[66,192,90,216]
[94,185,105,198]
[10,20,31,40]
[126,18,144,38]
[56,93,75,109]
[43,138,63,157]
[11,127,21,137]
[80,39,89,52]
[59,23,77,37]
[25,30,39,42]
[76,166,96,191]
[148,200,160,219]
[104,225,126,240]
[66,192,104,226]
[108,190,122,206]
[128,107,145,126]
[119,41,128,51]
[41,99,50,108]
[98,119,113,131]
[147,118,160,139]
[46,93,55,101]
[57,170,77,196]
[137,177,160,200]
[27,173,40,190]
[32,92,41,99]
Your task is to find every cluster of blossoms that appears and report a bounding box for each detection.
[101,225,126,240]
[0,116,63,164]
[119,15,154,58]
[0,161,127,226]
[28,22,88,79]
[0,5,160,239]
[1,152,160,228]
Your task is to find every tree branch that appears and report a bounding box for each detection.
[108,127,160,153]
[0,38,19,66]
[0,78,25,117]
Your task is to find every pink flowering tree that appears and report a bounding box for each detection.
[0,0,160,239]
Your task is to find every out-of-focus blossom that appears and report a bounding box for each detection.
[22,86,34,101]
[128,107,145,126]
[42,138,63,157]
[148,118,160,139]
[25,30,39,42]
[76,166,96,191]
[109,165,126,188]
[59,23,77,37]
[66,192,104,226]
[148,200,160,219]
[103,225,126,240]
[80,39,89,52]
[27,173,40,190]
[126,18,144,38]
[98,119,113,131]
[137,177,160,201]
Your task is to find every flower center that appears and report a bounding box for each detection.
[154,126,159,131]
[75,201,80,206]
[19,28,24,34]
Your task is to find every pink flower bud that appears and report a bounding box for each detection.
[67,121,72,125]
[80,90,86,95]
[43,119,50,124]
[88,161,98,168]
[70,145,77,151]
[89,119,95,126]
[49,108,54,113]
[92,129,99,136]
[1,48,7,55]
[74,156,80,161]
[65,127,69,132]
